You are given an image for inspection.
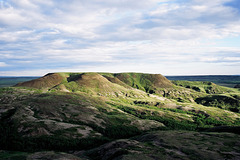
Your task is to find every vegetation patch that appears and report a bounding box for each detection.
[195,94,240,113]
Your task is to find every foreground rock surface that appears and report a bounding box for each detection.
[1,130,240,160]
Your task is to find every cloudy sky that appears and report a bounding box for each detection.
[0,0,240,76]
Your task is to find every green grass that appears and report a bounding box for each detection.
[195,94,240,113]
[172,80,238,94]
[106,99,240,130]
[112,73,172,92]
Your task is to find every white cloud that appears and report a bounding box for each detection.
[0,6,28,26]
[223,57,240,61]
[0,0,240,75]
[0,30,34,42]
[0,62,7,67]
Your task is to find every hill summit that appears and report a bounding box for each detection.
[15,73,64,89]
[15,72,173,94]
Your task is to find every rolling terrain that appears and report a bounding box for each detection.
[166,75,240,88]
[0,72,240,160]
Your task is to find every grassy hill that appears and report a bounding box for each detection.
[1,72,240,159]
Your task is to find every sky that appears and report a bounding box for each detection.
[0,0,240,76]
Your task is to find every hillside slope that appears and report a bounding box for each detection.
[14,73,64,89]
[1,72,240,159]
